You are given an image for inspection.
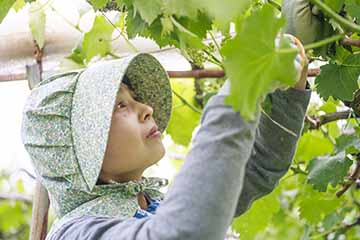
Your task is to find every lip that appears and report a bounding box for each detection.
[147,125,160,138]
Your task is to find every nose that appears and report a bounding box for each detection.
[139,103,154,122]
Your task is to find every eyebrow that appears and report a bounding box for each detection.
[117,85,137,101]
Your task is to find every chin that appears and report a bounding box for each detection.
[153,147,166,165]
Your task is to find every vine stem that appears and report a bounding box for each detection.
[336,156,360,197]
[278,34,345,54]
[101,12,138,53]
[208,31,224,60]
[305,110,353,129]
[172,89,202,114]
[310,0,360,33]
[303,34,345,50]
[170,16,198,38]
[29,0,53,13]
[50,6,82,33]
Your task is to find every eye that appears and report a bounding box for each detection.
[118,101,128,108]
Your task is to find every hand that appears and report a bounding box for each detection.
[285,34,309,91]
[282,0,330,45]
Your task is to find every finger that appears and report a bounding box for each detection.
[284,33,309,88]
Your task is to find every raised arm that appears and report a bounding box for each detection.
[233,82,311,217]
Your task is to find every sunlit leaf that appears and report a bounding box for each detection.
[166,78,201,146]
[315,53,360,101]
[83,15,114,61]
[221,5,297,120]
[29,1,46,48]
[0,0,16,23]
[307,152,353,192]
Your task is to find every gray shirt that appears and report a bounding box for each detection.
[47,80,311,240]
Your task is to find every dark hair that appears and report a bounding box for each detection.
[122,75,133,90]
[121,75,138,99]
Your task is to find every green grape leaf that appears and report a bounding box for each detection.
[298,186,342,224]
[267,208,304,239]
[345,0,360,18]
[140,16,179,48]
[231,187,280,239]
[68,46,86,65]
[67,37,86,65]
[29,1,46,49]
[295,131,334,163]
[322,211,343,230]
[166,78,201,146]
[315,53,360,102]
[0,0,16,23]
[88,0,108,10]
[177,11,212,40]
[12,0,26,12]
[173,11,212,49]
[133,0,162,24]
[197,0,251,31]
[165,0,250,31]
[334,45,352,63]
[126,7,147,38]
[221,5,297,120]
[327,121,341,140]
[177,29,206,50]
[306,152,353,192]
[335,133,360,154]
[319,96,339,113]
[83,15,114,61]
[163,0,198,18]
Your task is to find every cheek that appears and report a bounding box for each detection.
[104,114,144,166]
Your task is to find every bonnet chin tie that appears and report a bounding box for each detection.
[91,176,169,197]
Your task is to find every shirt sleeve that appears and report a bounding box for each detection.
[48,79,261,240]
[232,82,311,217]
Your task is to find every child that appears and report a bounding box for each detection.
[21,1,320,238]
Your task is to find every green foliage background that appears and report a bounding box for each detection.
[1,0,360,239]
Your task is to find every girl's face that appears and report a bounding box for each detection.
[99,83,165,183]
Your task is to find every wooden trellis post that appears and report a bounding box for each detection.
[27,61,50,240]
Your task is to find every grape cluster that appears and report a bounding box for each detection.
[185,48,207,68]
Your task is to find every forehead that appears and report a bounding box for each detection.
[118,83,136,98]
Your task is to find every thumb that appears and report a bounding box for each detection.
[284,34,309,90]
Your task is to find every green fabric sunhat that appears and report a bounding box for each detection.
[21,53,172,220]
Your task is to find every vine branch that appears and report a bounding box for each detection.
[305,110,352,129]
[310,216,360,239]
[0,68,321,82]
[336,156,360,197]
[342,38,360,48]
[0,193,32,204]
[310,0,360,33]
